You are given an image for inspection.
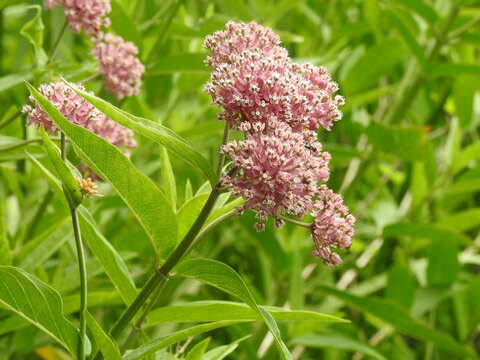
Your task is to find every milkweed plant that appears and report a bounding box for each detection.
[1,0,479,359]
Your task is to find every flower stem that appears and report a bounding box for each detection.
[280,215,312,229]
[70,205,87,360]
[47,20,68,65]
[94,184,223,359]
[216,125,229,177]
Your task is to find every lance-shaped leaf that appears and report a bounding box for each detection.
[0,266,84,356]
[64,80,216,184]
[318,286,474,358]
[146,300,346,325]
[25,82,178,257]
[123,321,248,360]
[175,258,292,360]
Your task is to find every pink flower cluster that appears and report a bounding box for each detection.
[222,121,330,230]
[92,33,145,99]
[205,22,354,265]
[204,22,344,132]
[22,82,136,148]
[45,0,111,35]
[44,0,145,99]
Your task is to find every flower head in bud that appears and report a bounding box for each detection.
[22,82,136,148]
[46,0,111,35]
[221,120,330,229]
[78,177,99,197]
[311,185,355,266]
[92,33,145,99]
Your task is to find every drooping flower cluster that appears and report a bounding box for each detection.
[311,186,356,266]
[44,0,144,99]
[45,0,111,35]
[22,82,136,148]
[92,33,145,99]
[205,22,355,265]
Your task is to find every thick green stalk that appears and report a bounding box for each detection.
[93,184,222,359]
[70,206,87,360]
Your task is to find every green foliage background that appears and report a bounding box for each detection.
[1,0,480,359]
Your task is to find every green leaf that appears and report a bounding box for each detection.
[160,147,177,210]
[185,338,210,360]
[86,312,121,360]
[5,5,47,67]
[16,218,71,270]
[176,192,209,241]
[318,286,474,358]
[427,237,459,286]
[430,64,480,77]
[148,53,207,74]
[202,336,250,360]
[146,300,346,326]
[40,129,83,208]
[343,40,404,95]
[368,122,428,161]
[0,72,33,92]
[387,11,427,69]
[26,82,178,257]
[291,332,387,360]
[384,222,470,246]
[454,76,477,128]
[78,207,138,305]
[175,258,292,360]
[0,266,83,356]
[110,0,143,50]
[439,208,480,232]
[27,152,138,305]
[452,142,480,174]
[123,321,248,360]
[392,0,437,22]
[386,265,415,308]
[65,81,216,184]
[0,188,11,265]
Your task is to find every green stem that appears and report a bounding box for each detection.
[70,206,87,360]
[121,278,167,351]
[47,20,68,65]
[216,125,229,177]
[279,215,312,229]
[94,185,223,359]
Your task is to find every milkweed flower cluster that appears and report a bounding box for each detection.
[45,0,111,35]
[22,82,136,149]
[44,0,144,99]
[205,22,355,265]
[92,33,145,99]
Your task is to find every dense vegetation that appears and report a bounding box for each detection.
[1,0,480,359]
